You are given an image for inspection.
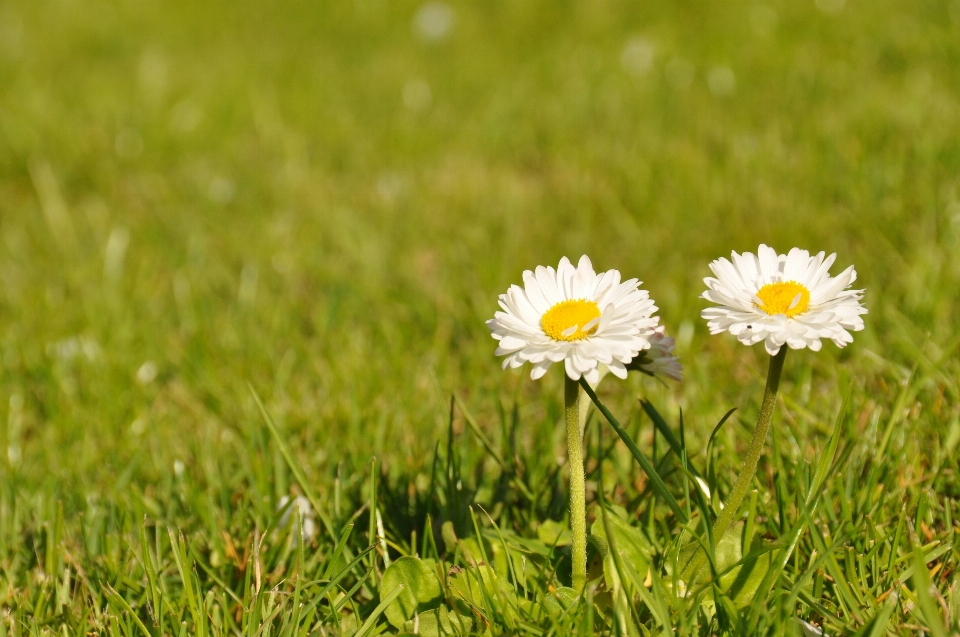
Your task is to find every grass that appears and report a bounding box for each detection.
[0,0,959,633]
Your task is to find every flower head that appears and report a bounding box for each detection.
[626,326,683,381]
[701,244,866,355]
[487,255,660,384]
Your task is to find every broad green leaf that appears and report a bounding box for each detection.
[708,522,773,608]
[381,556,443,628]
[592,506,652,592]
[446,561,528,624]
[441,521,459,552]
[537,519,572,546]
[401,608,474,637]
[484,527,551,585]
[457,537,486,567]
[448,563,499,608]
[714,521,743,590]
[541,586,579,619]
[726,545,773,607]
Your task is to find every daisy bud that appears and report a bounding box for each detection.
[626,325,683,381]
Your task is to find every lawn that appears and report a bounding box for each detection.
[0,0,959,634]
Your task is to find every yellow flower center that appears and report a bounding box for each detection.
[541,299,602,342]
[755,281,810,317]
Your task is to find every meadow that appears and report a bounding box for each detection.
[0,0,959,634]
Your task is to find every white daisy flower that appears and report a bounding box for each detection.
[487,255,660,384]
[701,244,867,356]
[627,326,683,381]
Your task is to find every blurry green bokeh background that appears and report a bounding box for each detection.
[1,0,959,487]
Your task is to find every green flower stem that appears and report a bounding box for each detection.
[714,347,787,539]
[683,346,787,579]
[565,375,587,592]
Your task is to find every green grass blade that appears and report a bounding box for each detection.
[355,584,405,637]
[101,582,152,637]
[911,542,948,637]
[250,383,338,541]
[581,379,687,523]
[857,588,900,637]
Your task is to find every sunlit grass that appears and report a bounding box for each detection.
[0,0,958,633]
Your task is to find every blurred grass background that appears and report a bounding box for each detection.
[0,0,959,630]
[2,0,958,477]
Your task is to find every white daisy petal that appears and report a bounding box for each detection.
[591,269,619,303]
[757,244,781,281]
[730,251,761,289]
[765,336,782,356]
[582,366,601,387]
[535,265,562,305]
[530,360,552,380]
[782,247,809,282]
[557,257,576,299]
[607,360,628,379]
[522,271,551,313]
[810,265,856,305]
[572,255,597,299]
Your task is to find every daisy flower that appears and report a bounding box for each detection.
[487,255,660,385]
[627,325,683,381]
[701,244,866,356]
[487,254,663,592]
